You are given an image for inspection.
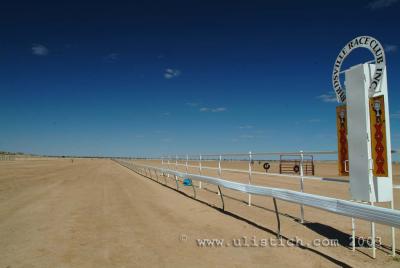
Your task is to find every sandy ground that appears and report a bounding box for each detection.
[1,159,400,267]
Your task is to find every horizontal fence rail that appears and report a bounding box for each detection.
[166,162,349,183]
[115,159,400,229]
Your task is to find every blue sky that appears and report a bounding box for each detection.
[0,0,399,157]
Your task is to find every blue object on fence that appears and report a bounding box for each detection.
[183,178,192,186]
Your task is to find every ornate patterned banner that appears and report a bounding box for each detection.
[336,105,349,176]
[370,95,388,177]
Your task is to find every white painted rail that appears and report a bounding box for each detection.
[116,159,400,229]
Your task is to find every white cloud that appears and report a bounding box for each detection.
[164,68,181,79]
[367,0,398,9]
[239,125,253,129]
[185,102,199,107]
[162,112,171,116]
[212,107,226,112]
[199,107,227,113]
[316,92,337,103]
[240,134,254,139]
[391,111,400,119]
[104,53,119,61]
[32,44,49,56]
[385,44,398,53]
[308,119,321,123]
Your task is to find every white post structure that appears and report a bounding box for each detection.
[167,157,171,179]
[392,190,396,256]
[185,154,189,174]
[371,201,376,259]
[218,155,222,177]
[217,155,222,196]
[248,151,252,206]
[199,154,202,189]
[332,36,394,258]
[351,217,356,251]
[299,150,305,223]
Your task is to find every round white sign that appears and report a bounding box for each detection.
[332,36,386,103]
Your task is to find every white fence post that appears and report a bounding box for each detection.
[248,151,252,206]
[218,155,222,196]
[392,151,398,257]
[218,154,222,177]
[167,157,170,179]
[351,217,355,251]
[299,150,305,223]
[391,199,396,256]
[371,201,376,259]
[186,154,189,174]
[199,154,202,189]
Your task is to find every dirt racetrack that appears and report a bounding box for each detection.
[1,158,400,267]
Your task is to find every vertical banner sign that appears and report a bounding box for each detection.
[369,95,388,177]
[336,105,349,176]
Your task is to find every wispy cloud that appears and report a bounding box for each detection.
[134,134,145,138]
[385,44,398,53]
[162,112,171,116]
[240,134,254,139]
[391,111,400,119]
[316,92,337,103]
[308,119,321,123]
[32,44,49,56]
[185,102,199,107]
[164,68,181,79]
[239,125,253,129]
[104,53,119,62]
[367,0,399,9]
[199,107,227,113]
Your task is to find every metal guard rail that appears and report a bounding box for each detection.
[116,160,400,229]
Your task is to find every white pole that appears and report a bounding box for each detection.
[218,155,222,177]
[167,157,170,179]
[218,155,222,196]
[161,156,164,177]
[352,217,356,251]
[371,201,376,259]
[199,154,202,189]
[299,150,305,223]
[248,151,252,206]
[392,152,398,257]
[186,154,189,174]
[391,200,396,256]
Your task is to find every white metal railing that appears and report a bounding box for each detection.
[115,155,400,259]
[116,159,400,228]
[120,149,400,258]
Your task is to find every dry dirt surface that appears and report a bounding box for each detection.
[1,159,400,267]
